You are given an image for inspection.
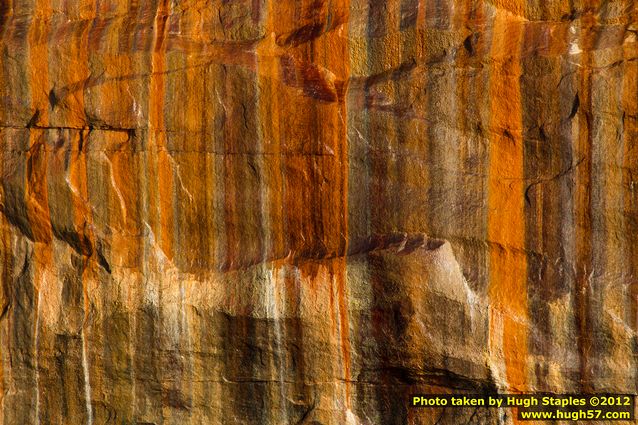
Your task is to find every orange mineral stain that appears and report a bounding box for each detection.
[26,2,55,420]
[573,5,597,391]
[149,0,174,261]
[258,0,352,409]
[487,8,528,393]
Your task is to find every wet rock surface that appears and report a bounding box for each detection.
[0,0,637,424]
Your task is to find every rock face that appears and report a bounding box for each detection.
[0,0,637,424]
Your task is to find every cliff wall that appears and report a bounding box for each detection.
[0,0,637,423]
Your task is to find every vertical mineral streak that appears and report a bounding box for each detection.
[26,0,53,422]
[326,0,352,408]
[257,0,352,413]
[574,2,597,393]
[68,7,98,418]
[487,6,528,391]
[149,0,174,262]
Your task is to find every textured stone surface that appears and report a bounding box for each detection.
[0,0,637,423]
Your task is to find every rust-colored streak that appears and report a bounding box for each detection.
[260,0,352,410]
[24,133,53,425]
[25,2,55,420]
[326,0,352,407]
[222,151,239,269]
[26,4,55,414]
[574,4,598,392]
[487,9,528,393]
[255,1,284,262]
[149,0,174,261]
[28,0,51,127]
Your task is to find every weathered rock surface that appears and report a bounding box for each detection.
[0,0,637,423]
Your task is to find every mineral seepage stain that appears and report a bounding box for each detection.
[0,0,637,424]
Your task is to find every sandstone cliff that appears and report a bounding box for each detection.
[0,0,637,424]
